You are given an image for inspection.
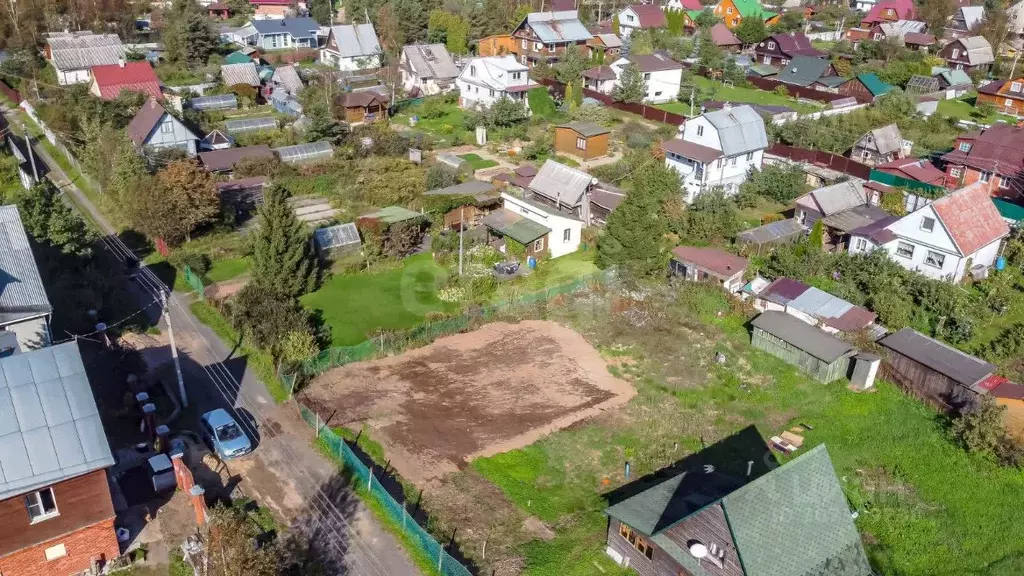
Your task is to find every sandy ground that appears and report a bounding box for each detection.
[304,320,636,485]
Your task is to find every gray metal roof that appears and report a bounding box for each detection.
[529,159,595,207]
[313,222,361,250]
[221,62,261,87]
[557,122,609,137]
[272,65,304,94]
[327,23,382,58]
[703,105,768,157]
[860,124,904,156]
[736,218,804,245]
[0,342,113,500]
[821,204,891,233]
[250,17,320,40]
[0,206,51,324]
[799,180,868,216]
[46,32,125,72]
[958,36,994,65]
[879,328,995,387]
[402,44,459,81]
[525,10,592,43]
[751,311,855,363]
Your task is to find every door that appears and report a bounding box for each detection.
[763,55,771,65]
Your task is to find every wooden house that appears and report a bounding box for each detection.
[977,78,1024,116]
[338,91,389,124]
[837,73,894,101]
[478,34,516,57]
[554,122,610,160]
[669,245,748,293]
[750,311,856,383]
[938,36,994,74]
[992,379,1024,440]
[421,180,503,230]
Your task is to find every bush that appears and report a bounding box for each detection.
[170,251,212,275]
[420,98,448,120]
[950,396,1024,468]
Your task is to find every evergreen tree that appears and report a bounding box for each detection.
[250,186,318,298]
[394,0,427,43]
[11,181,95,257]
[596,163,679,276]
[612,64,647,103]
[808,220,824,251]
[570,79,583,108]
[165,1,219,67]
[734,14,768,44]
[554,44,590,84]
[309,0,332,24]
[612,14,620,36]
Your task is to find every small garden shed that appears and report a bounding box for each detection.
[554,122,610,160]
[751,311,856,383]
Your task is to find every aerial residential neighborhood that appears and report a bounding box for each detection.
[3,0,1024,575]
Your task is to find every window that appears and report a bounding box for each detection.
[763,55,771,64]
[1013,82,1022,92]
[1007,98,1015,107]
[896,241,915,259]
[745,151,754,162]
[546,44,554,52]
[726,7,733,13]
[521,39,527,49]
[533,237,544,251]
[643,73,651,80]
[627,14,635,21]
[958,141,971,152]
[635,536,654,560]
[952,48,960,59]
[25,488,58,522]
[950,166,963,178]
[619,523,634,542]
[925,250,945,268]
[1001,176,1010,189]
[730,156,737,166]
[955,63,963,70]
[534,42,542,50]
[470,65,476,76]
[886,8,894,15]
[488,89,494,97]
[576,137,586,150]
[855,237,867,250]
[563,228,571,243]
[161,121,173,134]
[861,150,871,160]
[732,18,739,26]
[654,91,662,96]
[44,544,67,561]
[873,33,883,40]
[696,125,704,137]
[920,217,935,232]
[512,72,522,80]
[981,170,992,182]
[767,41,775,49]
[716,158,723,168]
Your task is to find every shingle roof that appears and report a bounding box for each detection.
[751,311,856,362]
[626,53,682,72]
[523,10,592,43]
[0,342,114,501]
[702,105,768,157]
[663,139,723,163]
[776,56,832,87]
[769,32,826,58]
[221,62,261,86]
[758,277,877,332]
[529,159,594,207]
[342,90,388,108]
[326,23,382,58]
[557,122,609,138]
[940,124,1024,178]
[402,44,459,81]
[249,17,320,40]
[930,182,1009,256]
[583,65,616,80]
[127,98,186,146]
[90,61,162,100]
[46,31,125,72]
[862,0,916,24]
[0,206,50,324]
[880,327,995,387]
[198,145,275,172]
[670,246,747,277]
[624,4,668,28]
[482,208,551,244]
[709,23,741,46]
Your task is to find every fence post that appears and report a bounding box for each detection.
[368,466,374,491]
[315,412,320,438]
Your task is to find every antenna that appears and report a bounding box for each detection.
[689,542,708,566]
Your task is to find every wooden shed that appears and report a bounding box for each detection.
[878,328,1001,413]
[338,90,389,124]
[669,245,748,293]
[751,311,856,383]
[554,122,610,160]
[421,180,502,231]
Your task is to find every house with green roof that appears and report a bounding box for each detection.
[604,444,871,576]
[713,0,778,30]
[837,73,895,101]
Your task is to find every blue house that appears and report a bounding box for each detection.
[239,17,320,50]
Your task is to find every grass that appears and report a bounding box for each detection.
[301,253,458,347]
[658,76,823,115]
[936,94,1018,125]
[458,153,498,170]
[206,256,250,283]
[190,300,290,403]
[393,102,473,145]
[496,250,599,298]
[737,197,789,228]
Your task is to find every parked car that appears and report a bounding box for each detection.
[200,408,252,459]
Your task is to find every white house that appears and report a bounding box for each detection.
[608,53,682,104]
[1010,0,1024,35]
[45,31,125,85]
[126,98,200,156]
[320,23,382,72]
[662,104,768,202]
[616,4,668,39]
[848,182,1009,282]
[400,44,460,96]
[583,65,617,94]
[499,192,583,259]
[457,55,536,110]
[236,17,319,50]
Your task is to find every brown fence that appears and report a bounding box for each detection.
[683,62,872,105]
[0,81,21,104]
[536,77,686,125]
[260,48,319,65]
[767,143,872,180]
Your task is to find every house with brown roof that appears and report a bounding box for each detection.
[509,10,592,67]
[338,90,389,124]
[848,182,1009,282]
[860,0,916,27]
[583,65,617,94]
[977,77,1024,116]
[754,31,826,67]
[709,23,743,51]
[941,124,1024,199]
[669,245,748,292]
[874,157,947,186]
[617,4,667,38]
[585,33,622,63]
[608,53,683,103]
[126,98,200,156]
[198,145,275,174]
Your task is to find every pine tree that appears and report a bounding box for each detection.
[612,14,620,36]
[564,81,575,109]
[597,163,679,276]
[250,186,318,298]
[612,64,647,103]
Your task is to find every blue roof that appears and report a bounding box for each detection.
[250,17,320,40]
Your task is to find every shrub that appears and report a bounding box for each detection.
[420,98,448,120]
[170,251,212,275]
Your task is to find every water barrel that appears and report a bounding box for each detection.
[527,256,537,269]
[996,256,1007,271]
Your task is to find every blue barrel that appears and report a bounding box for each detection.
[527,256,537,269]
[997,256,1007,271]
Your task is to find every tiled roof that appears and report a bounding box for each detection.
[624,4,668,28]
[930,182,1009,256]
[769,32,826,58]
[90,61,161,101]
[940,124,1024,178]
[671,245,748,277]
[862,0,916,24]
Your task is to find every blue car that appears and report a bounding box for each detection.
[200,408,252,459]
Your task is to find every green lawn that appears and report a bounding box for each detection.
[206,256,250,283]
[659,76,823,115]
[737,197,789,228]
[458,153,498,170]
[497,250,599,298]
[936,94,1018,124]
[393,102,473,146]
[301,253,458,346]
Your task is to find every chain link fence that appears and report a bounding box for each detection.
[183,265,206,299]
[300,405,472,576]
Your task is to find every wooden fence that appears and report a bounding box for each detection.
[767,143,872,180]
[0,81,21,104]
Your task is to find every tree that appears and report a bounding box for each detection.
[629,30,655,56]
[428,10,469,55]
[489,96,529,126]
[308,0,332,23]
[164,1,218,67]
[393,0,427,44]
[554,44,590,84]
[950,396,1022,467]
[192,505,277,576]
[694,8,720,29]
[563,81,576,109]
[249,186,318,298]
[734,14,768,44]
[918,0,956,42]
[279,330,319,370]
[738,163,808,203]
[376,2,403,57]
[126,160,218,244]
[109,134,151,206]
[10,181,95,257]
[612,14,620,36]
[612,64,647,103]
[597,163,680,275]
[569,79,583,108]
[678,188,741,243]
[807,220,824,251]
[231,282,312,352]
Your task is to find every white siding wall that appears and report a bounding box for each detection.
[640,69,682,103]
[56,68,92,86]
[319,50,382,71]
[680,117,722,149]
[665,149,762,202]
[502,194,583,259]
[618,8,641,38]
[144,114,198,156]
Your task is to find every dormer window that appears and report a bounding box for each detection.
[959,141,971,152]
[627,14,635,21]
[1012,82,1022,92]
[921,217,935,232]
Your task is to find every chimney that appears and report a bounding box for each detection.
[142,403,156,439]
[189,485,208,525]
[118,58,125,68]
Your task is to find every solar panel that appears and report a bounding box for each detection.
[224,116,278,134]
[313,222,360,250]
[189,94,238,111]
[275,141,333,164]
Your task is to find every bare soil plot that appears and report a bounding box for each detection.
[303,320,636,485]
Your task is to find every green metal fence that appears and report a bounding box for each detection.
[300,405,472,576]
[183,265,205,299]
[868,169,945,196]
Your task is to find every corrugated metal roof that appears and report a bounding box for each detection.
[0,342,113,500]
[250,17,319,40]
[880,327,994,387]
[525,10,593,43]
[272,65,303,94]
[46,32,125,71]
[221,62,261,87]
[482,208,551,244]
[702,105,768,157]
[798,180,867,216]
[327,23,382,58]
[736,218,804,245]
[529,159,594,207]
[751,311,855,362]
[821,204,890,233]
[403,44,459,81]
[0,206,51,323]
[759,277,876,332]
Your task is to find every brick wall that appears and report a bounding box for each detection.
[0,518,120,576]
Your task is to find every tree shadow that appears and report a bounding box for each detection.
[277,468,363,575]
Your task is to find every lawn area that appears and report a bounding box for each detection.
[393,102,474,146]
[206,256,250,283]
[936,94,1018,124]
[737,197,789,228]
[458,153,498,170]
[658,76,823,115]
[497,250,599,298]
[301,253,458,346]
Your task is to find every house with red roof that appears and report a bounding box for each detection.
[875,157,947,187]
[847,182,1009,282]
[941,124,1024,199]
[669,245,748,292]
[617,4,668,38]
[89,61,161,101]
[860,0,915,27]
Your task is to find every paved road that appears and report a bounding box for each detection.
[14,115,420,576]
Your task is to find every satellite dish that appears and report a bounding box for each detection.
[689,542,708,558]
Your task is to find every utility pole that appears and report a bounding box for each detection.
[161,290,187,408]
[690,85,695,116]
[458,207,465,276]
